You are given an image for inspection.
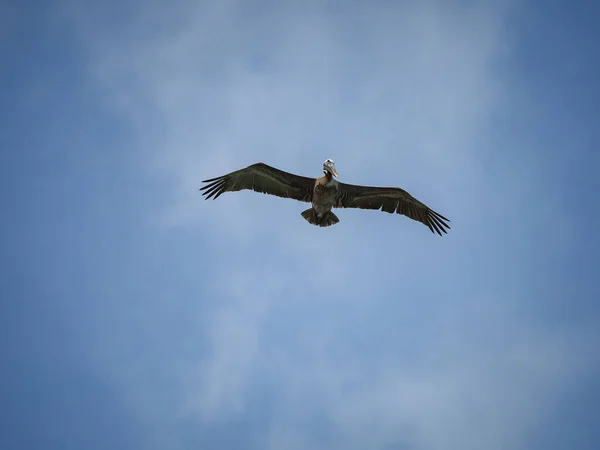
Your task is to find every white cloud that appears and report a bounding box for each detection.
[253,291,592,450]
[71,0,512,233]
[65,1,591,449]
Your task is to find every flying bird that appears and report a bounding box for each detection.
[200,159,450,235]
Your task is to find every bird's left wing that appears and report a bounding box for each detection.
[200,162,316,203]
[334,182,451,235]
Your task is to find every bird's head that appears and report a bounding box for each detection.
[323,159,338,178]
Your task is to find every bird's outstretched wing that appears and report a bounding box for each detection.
[334,182,450,235]
[200,162,316,203]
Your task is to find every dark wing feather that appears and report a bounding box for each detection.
[334,182,451,235]
[200,162,315,203]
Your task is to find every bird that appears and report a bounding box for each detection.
[200,159,450,235]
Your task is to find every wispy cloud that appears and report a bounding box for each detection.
[65,1,594,449]
[72,0,510,232]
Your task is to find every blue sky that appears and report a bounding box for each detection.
[1,0,599,449]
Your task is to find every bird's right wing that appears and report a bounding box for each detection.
[200,162,316,203]
[334,181,451,235]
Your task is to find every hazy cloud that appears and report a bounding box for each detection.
[64,1,595,449]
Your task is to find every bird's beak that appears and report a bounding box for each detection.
[331,167,339,177]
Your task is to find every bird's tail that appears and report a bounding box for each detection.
[301,208,339,227]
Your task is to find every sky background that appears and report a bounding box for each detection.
[1,0,599,449]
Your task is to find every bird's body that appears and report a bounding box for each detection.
[200,159,450,235]
[309,171,339,224]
